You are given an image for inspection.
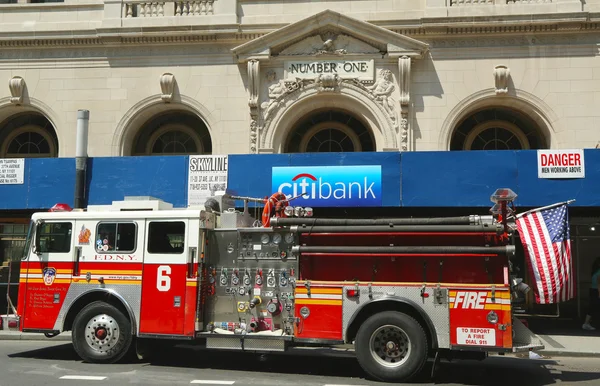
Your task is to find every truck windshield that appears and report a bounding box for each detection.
[22,220,34,260]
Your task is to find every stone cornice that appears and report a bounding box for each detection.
[2,12,600,49]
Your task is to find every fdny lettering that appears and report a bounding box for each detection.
[453,291,486,309]
[94,254,137,261]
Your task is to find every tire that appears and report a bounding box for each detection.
[71,301,133,364]
[355,311,428,382]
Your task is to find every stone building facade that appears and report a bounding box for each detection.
[1,0,600,159]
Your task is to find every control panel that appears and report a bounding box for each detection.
[202,228,298,336]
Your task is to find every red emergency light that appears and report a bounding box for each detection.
[49,203,72,212]
[346,288,359,298]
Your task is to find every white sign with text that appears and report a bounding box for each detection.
[456,327,496,346]
[537,149,585,179]
[284,59,375,81]
[187,155,228,207]
[0,158,25,184]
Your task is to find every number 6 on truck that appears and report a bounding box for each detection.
[157,265,171,291]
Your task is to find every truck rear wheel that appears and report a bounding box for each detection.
[355,311,428,382]
[72,301,133,364]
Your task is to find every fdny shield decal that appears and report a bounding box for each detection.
[43,267,57,286]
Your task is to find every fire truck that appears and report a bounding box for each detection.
[3,188,543,382]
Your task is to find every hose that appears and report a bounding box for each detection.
[271,215,490,227]
[289,224,500,233]
[291,245,515,254]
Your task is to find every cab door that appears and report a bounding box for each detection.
[139,219,189,336]
[22,220,74,331]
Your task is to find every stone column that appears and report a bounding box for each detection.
[247,59,260,153]
[398,56,411,151]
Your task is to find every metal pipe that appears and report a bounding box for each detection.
[291,245,515,255]
[271,215,493,227]
[290,224,501,234]
[74,110,89,209]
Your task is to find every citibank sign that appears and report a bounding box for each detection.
[271,165,382,207]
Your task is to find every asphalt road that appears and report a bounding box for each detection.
[1,340,600,386]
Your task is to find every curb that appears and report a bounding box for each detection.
[0,332,72,341]
[537,350,600,359]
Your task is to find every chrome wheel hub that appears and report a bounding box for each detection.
[84,314,120,355]
[369,325,411,367]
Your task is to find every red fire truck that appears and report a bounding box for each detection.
[3,188,543,382]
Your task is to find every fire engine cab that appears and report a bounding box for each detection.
[4,188,544,382]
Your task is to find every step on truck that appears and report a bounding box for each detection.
[4,188,544,382]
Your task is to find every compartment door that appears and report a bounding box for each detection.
[449,288,509,349]
[294,284,343,340]
[139,220,189,336]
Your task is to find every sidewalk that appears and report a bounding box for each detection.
[536,333,600,358]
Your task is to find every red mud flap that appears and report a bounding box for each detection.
[0,314,20,331]
[511,317,545,352]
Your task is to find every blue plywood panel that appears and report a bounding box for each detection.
[227,152,401,207]
[87,156,189,207]
[401,150,519,207]
[516,149,600,207]
[27,158,76,208]
[0,158,75,210]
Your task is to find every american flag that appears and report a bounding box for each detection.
[516,203,574,304]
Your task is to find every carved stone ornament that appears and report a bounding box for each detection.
[398,56,411,106]
[247,60,260,153]
[248,60,260,109]
[261,69,397,124]
[493,65,510,95]
[160,73,176,102]
[259,69,399,151]
[400,112,408,152]
[315,73,342,92]
[278,33,381,57]
[9,76,25,105]
[250,118,258,153]
[366,69,396,121]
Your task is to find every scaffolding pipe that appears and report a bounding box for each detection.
[289,224,501,234]
[291,245,515,255]
[271,215,493,227]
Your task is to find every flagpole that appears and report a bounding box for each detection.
[516,199,576,218]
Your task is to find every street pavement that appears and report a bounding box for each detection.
[1,340,600,386]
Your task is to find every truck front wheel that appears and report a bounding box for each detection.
[355,311,428,382]
[72,301,133,364]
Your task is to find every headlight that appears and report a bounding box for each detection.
[294,206,305,217]
[304,207,313,217]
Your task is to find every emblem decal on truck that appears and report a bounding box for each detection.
[42,267,56,286]
[78,225,91,245]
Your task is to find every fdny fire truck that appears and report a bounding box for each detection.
[4,188,543,382]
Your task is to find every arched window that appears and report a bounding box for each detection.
[146,124,203,155]
[0,113,58,158]
[450,107,547,151]
[285,110,374,153]
[131,111,211,156]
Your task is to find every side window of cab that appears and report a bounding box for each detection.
[38,222,72,253]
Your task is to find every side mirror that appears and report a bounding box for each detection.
[32,220,43,256]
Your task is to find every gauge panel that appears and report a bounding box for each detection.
[237,230,295,260]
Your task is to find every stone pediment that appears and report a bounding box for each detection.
[278,33,381,57]
[231,9,429,62]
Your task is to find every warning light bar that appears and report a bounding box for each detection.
[49,203,73,212]
[490,188,517,204]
